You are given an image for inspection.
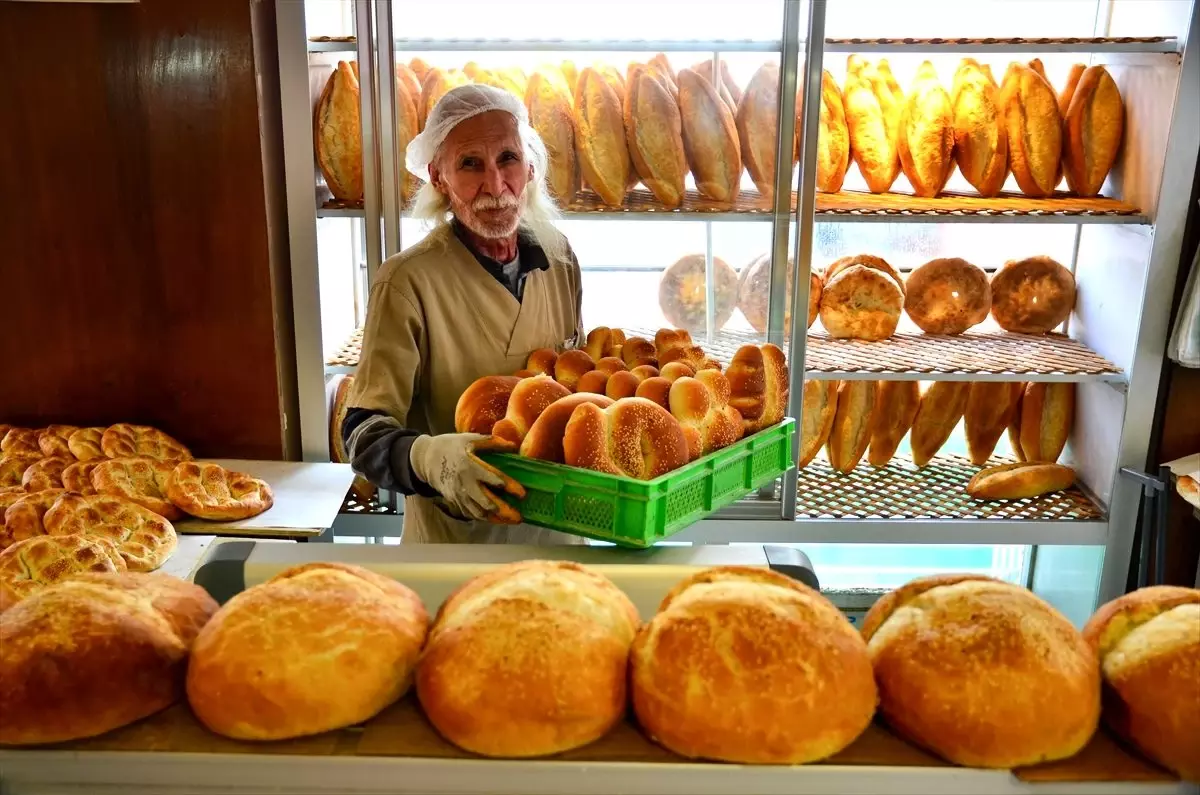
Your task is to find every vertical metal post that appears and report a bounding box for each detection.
[704,222,716,343]
[766,2,804,350]
[1062,224,1082,336]
[375,0,401,259]
[355,0,383,288]
[780,0,826,520]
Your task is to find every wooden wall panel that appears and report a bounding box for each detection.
[0,0,290,460]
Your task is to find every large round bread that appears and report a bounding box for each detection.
[824,254,905,297]
[904,258,991,335]
[990,256,1076,334]
[1082,586,1200,781]
[453,376,522,435]
[631,566,876,764]
[187,562,428,740]
[44,494,177,572]
[861,574,1100,768]
[563,397,689,479]
[819,265,904,341]
[416,560,638,757]
[519,393,614,463]
[658,254,739,333]
[0,534,127,612]
[0,573,217,745]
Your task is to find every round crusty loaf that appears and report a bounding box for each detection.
[819,265,904,341]
[454,375,522,435]
[737,253,823,334]
[824,254,905,297]
[658,254,739,333]
[1082,586,1200,781]
[632,566,876,764]
[903,257,991,335]
[862,574,1100,768]
[0,572,217,745]
[990,256,1076,334]
[187,562,428,741]
[417,560,638,757]
[519,393,614,463]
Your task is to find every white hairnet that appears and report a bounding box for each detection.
[405,83,548,183]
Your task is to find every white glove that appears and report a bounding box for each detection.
[409,433,525,523]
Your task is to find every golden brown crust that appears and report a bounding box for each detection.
[619,337,657,368]
[582,327,624,361]
[525,347,559,376]
[863,575,1100,768]
[60,460,101,495]
[990,256,1076,334]
[910,381,970,468]
[453,375,522,435]
[625,66,687,207]
[520,393,614,463]
[632,566,876,764]
[798,380,839,468]
[735,63,781,200]
[44,494,176,571]
[819,265,904,341]
[1,429,40,456]
[1058,63,1086,119]
[526,70,579,204]
[726,344,789,434]
[552,349,596,392]
[952,59,1009,197]
[100,424,192,462]
[898,61,955,198]
[0,573,217,745]
[92,457,184,521]
[677,67,742,203]
[868,379,920,468]
[0,454,39,490]
[21,456,70,492]
[1,490,66,550]
[657,254,740,333]
[37,425,78,460]
[816,70,851,192]
[634,376,672,410]
[188,563,427,741]
[67,427,107,461]
[1062,65,1124,197]
[688,58,739,111]
[563,397,688,479]
[0,534,126,611]
[903,257,991,335]
[1018,382,1075,463]
[966,462,1076,499]
[593,356,627,376]
[575,67,631,207]
[667,371,744,459]
[824,253,905,296]
[419,560,637,757]
[492,377,572,442]
[826,380,876,473]
[843,56,904,193]
[166,462,273,522]
[1000,62,1063,198]
[314,61,364,202]
[965,381,1024,465]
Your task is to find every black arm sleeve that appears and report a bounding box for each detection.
[342,408,440,498]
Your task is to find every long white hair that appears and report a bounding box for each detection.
[410,173,567,265]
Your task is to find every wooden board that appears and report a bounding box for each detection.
[173,460,355,538]
[40,696,1178,783]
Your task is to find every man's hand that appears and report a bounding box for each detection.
[408,434,526,523]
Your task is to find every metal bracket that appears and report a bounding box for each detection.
[1118,466,1172,587]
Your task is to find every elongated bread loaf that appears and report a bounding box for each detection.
[964,381,1024,466]
[625,65,688,207]
[952,58,1008,197]
[798,380,839,468]
[1058,63,1086,118]
[1063,65,1124,197]
[678,68,742,203]
[966,462,1076,500]
[420,68,470,131]
[526,71,580,204]
[815,70,851,193]
[688,58,741,110]
[1000,62,1062,198]
[736,63,782,201]
[843,56,904,193]
[826,380,877,473]
[575,67,631,206]
[910,381,969,468]
[314,62,363,202]
[1018,382,1075,463]
[868,380,920,468]
[898,61,955,198]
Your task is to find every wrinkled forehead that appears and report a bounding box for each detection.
[436,110,522,162]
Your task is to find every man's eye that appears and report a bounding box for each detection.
[459,157,481,169]
[499,151,520,163]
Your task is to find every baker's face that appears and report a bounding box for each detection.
[429,111,534,239]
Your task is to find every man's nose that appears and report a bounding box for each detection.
[481,162,506,195]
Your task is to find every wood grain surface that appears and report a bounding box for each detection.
[0,0,291,460]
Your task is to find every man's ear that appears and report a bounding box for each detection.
[527,163,535,182]
[428,163,444,192]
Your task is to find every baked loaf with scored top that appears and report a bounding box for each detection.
[904,257,990,335]
[843,55,904,193]
[187,562,428,741]
[492,375,572,445]
[61,460,101,495]
[166,462,274,522]
[0,572,217,745]
[564,397,688,479]
[93,457,183,520]
[625,64,688,207]
[688,58,741,109]
[1082,586,1200,781]
[827,380,877,473]
[668,371,744,460]
[1062,65,1123,197]
[1,429,40,455]
[38,425,78,459]
[736,63,782,200]
[727,343,789,434]
[868,379,920,468]
[2,490,66,550]
[526,70,580,204]
[966,462,1076,500]
[861,573,1100,768]
[819,265,904,341]
[898,61,955,198]
[1000,62,1062,198]
[454,375,522,435]
[45,493,177,571]
[631,566,876,764]
[815,69,851,193]
[314,62,363,202]
[67,427,107,461]
[965,381,1024,465]
[952,58,1008,197]
[520,393,614,463]
[990,256,1076,334]
[1017,381,1074,463]
[575,67,631,207]
[22,456,69,491]
[658,254,739,333]
[910,381,970,468]
[0,534,126,612]
[101,424,192,462]
[417,560,638,757]
[798,380,838,468]
[677,67,742,203]
[824,253,905,296]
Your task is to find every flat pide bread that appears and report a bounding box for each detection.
[167,462,273,521]
[67,427,108,461]
[100,424,192,462]
[92,457,183,521]
[44,494,176,572]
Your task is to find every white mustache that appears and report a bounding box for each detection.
[472,194,519,211]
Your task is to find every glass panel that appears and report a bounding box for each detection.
[304,0,354,39]
[824,0,1103,40]
[316,218,360,362]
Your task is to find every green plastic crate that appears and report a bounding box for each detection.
[479,419,794,548]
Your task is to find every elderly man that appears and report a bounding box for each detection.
[342,84,585,544]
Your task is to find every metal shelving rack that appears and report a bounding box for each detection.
[281,1,1200,607]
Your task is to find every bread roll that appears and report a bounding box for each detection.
[814,70,851,193]
[658,254,740,333]
[659,361,696,382]
[188,563,427,741]
[903,257,990,335]
[826,380,877,473]
[1063,65,1123,197]
[677,67,742,203]
[668,371,744,460]
[525,347,559,376]
[1083,586,1200,781]
[964,381,1023,465]
[575,370,610,395]
[314,61,363,201]
[583,327,625,361]
[909,381,969,468]
[575,67,631,206]
[1,428,40,455]
[418,561,637,757]
[1018,382,1074,463]
[727,343,789,434]
[625,65,688,207]
[952,58,1008,197]
[966,462,1076,499]
[632,567,876,764]
[564,397,688,479]
[553,349,596,391]
[0,534,126,611]
[526,70,580,204]
[843,56,904,193]
[824,253,905,296]
[797,380,838,468]
[593,356,627,376]
[654,327,693,358]
[620,336,657,367]
[736,63,782,200]
[990,256,1076,334]
[1000,63,1062,197]
[861,574,1099,768]
[604,370,641,400]
[868,380,920,468]
[491,375,572,445]
[519,393,614,463]
[630,364,660,380]
[635,376,672,409]
[0,573,217,745]
[819,265,903,341]
[61,460,100,495]
[454,376,522,435]
[898,61,955,198]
